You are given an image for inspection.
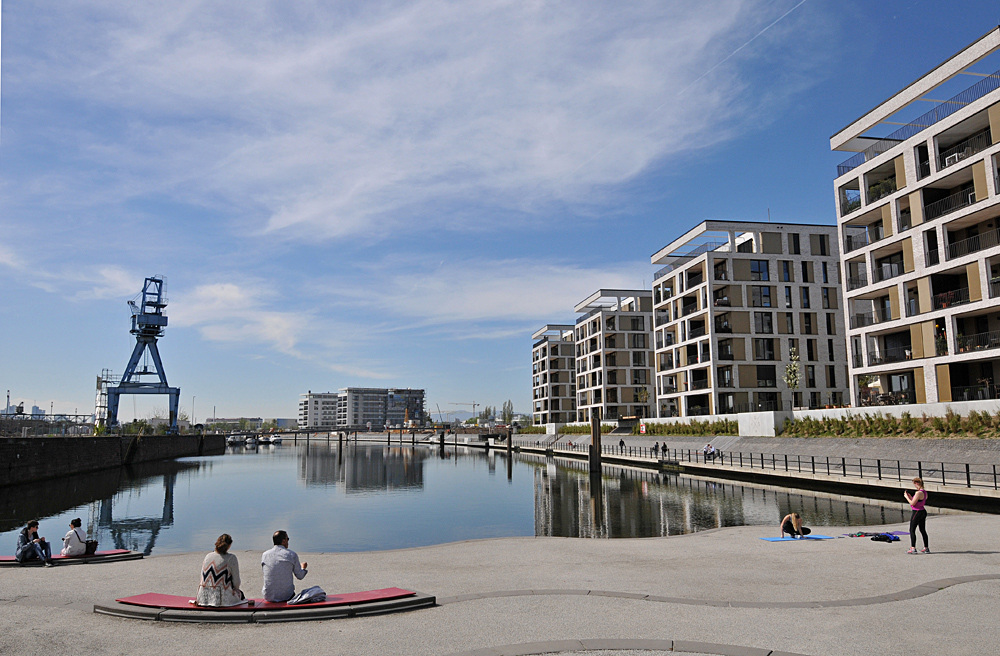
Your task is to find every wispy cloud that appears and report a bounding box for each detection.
[4,0,815,242]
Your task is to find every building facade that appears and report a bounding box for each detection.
[300,388,426,428]
[574,290,654,423]
[531,324,577,425]
[651,221,849,417]
[833,28,1000,407]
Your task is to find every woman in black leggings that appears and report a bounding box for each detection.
[904,477,929,554]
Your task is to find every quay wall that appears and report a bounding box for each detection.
[0,434,226,487]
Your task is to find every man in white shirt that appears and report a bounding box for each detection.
[261,530,308,602]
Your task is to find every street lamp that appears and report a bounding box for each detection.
[192,396,196,426]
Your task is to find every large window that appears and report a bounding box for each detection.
[751,286,772,307]
[790,233,801,254]
[754,338,776,361]
[806,365,816,388]
[756,365,777,387]
[784,312,794,334]
[632,351,646,366]
[782,261,792,282]
[632,369,648,385]
[631,333,647,349]
[826,313,837,335]
[751,260,770,281]
[629,317,645,331]
[754,312,774,334]
[800,287,811,309]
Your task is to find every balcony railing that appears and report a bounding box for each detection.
[858,388,917,407]
[852,353,863,368]
[682,303,699,316]
[932,287,971,310]
[917,160,931,180]
[714,270,729,281]
[925,187,976,221]
[840,196,862,216]
[904,298,920,317]
[713,297,731,307]
[847,275,869,291]
[873,262,905,283]
[689,326,706,339]
[718,377,734,388]
[837,66,1000,176]
[867,346,913,366]
[925,248,940,267]
[938,128,991,170]
[946,227,1000,260]
[756,379,777,388]
[951,383,1000,402]
[690,379,710,391]
[715,322,732,333]
[990,279,1000,299]
[844,232,869,253]
[718,349,734,361]
[850,306,892,329]
[955,329,1000,354]
[866,176,897,204]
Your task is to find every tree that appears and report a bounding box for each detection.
[501,400,514,425]
[783,347,801,391]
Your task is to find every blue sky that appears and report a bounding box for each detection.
[2,1,999,421]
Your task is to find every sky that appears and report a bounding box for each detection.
[2,0,1000,422]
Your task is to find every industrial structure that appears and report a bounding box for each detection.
[650,221,848,417]
[106,277,181,432]
[833,27,1000,406]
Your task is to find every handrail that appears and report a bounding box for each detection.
[932,287,971,310]
[873,261,904,283]
[939,128,992,170]
[955,329,1000,353]
[867,345,913,366]
[847,274,869,291]
[946,227,1000,260]
[925,187,976,221]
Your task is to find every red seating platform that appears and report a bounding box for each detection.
[117,587,416,611]
[0,549,134,564]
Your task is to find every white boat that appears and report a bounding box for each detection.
[244,436,258,444]
[269,436,283,444]
[226,436,241,446]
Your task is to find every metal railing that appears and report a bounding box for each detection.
[852,353,863,368]
[873,262,905,283]
[946,227,1000,260]
[867,346,913,366]
[690,379,709,390]
[713,297,731,307]
[955,329,1000,354]
[714,270,729,281]
[844,232,869,252]
[990,279,1000,299]
[951,383,1000,402]
[840,195,862,216]
[511,441,1000,491]
[689,326,706,339]
[837,67,1000,176]
[718,350,735,361]
[925,187,976,221]
[850,305,892,329]
[714,322,732,333]
[905,298,920,317]
[682,304,699,316]
[939,128,991,170]
[847,274,869,291]
[925,248,940,267]
[932,287,971,310]
[858,389,917,406]
[918,160,931,180]
[867,176,897,204]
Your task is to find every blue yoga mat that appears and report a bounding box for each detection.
[759,535,835,541]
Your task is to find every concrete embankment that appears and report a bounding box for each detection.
[0,434,226,487]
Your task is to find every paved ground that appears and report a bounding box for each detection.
[2,514,998,655]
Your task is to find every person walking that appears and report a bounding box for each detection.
[619,438,625,454]
[904,478,929,554]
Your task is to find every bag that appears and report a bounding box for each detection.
[870,533,899,542]
[287,586,326,605]
[85,540,99,555]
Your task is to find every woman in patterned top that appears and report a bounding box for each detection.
[196,534,246,606]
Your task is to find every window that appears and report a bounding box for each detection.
[633,369,648,385]
[737,240,754,253]
[827,365,837,388]
[785,286,793,308]
[754,312,774,334]
[818,234,829,256]
[822,288,831,309]
[606,353,616,366]
[754,338,776,361]
[790,233,801,254]
[806,365,816,388]
[789,338,799,355]
[826,313,837,335]
[803,313,814,334]
[631,333,647,349]
[782,261,791,282]
[751,260,770,281]
[800,287,811,308]
[801,261,811,283]
[630,317,645,331]
[828,339,835,361]
[632,351,646,366]
[807,339,816,361]
[822,262,829,284]
[757,365,777,388]
[607,370,617,385]
[751,286,772,307]
[784,312,794,334]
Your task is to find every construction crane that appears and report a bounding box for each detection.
[449,402,479,423]
[106,276,181,433]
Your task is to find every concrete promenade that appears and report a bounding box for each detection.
[2,514,998,655]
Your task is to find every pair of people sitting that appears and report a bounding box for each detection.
[196,530,309,607]
[14,518,92,566]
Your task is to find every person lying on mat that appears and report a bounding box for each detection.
[15,520,53,566]
[261,530,308,603]
[197,534,246,607]
[61,518,87,557]
[780,513,812,539]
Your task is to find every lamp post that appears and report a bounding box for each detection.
[192,396,196,426]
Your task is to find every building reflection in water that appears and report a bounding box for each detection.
[530,454,912,538]
[298,444,426,493]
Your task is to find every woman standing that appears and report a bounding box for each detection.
[904,478,929,554]
[61,518,87,557]
[196,534,246,606]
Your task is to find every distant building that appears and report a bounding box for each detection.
[264,418,298,429]
[299,388,426,429]
[208,417,263,430]
[531,324,577,425]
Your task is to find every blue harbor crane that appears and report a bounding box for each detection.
[106,276,181,433]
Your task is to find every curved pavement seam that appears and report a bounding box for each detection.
[441,637,811,656]
[434,573,1000,609]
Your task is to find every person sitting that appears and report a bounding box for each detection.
[780,512,812,539]
[261,530,308,603]
[61,518,87,557]
[16,520,53,566]
[197,534,246,607]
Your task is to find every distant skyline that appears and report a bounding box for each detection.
[2,1,999,421]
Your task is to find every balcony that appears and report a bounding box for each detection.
[718,349,735,361]
[690,326,707,339]
[938,128,991,170]
[867,346,913,366]
[713,297,731,307]
[990,278,1000,299]
[847,274,869,291]
[690,379,710,391]
[714,269,729,281]
[872,262,905,284]
[925,248,940,267]
[917,159,931,180]
[844,224,885,253]
[932,287,971,310]
[714,321,732,334]
[946,227,1000,260]
[866,176,897,204]
[849,305,892,329]
[681,303,699,317]
[852,353,863,368]
[904,298,920,317]
[951,383,1000,402]
[840,195,862,216]
[925,187,977,221]
[858,388,917,407]
[955,329,1000,354]
[898,208,912,232]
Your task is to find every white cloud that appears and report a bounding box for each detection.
[3,0,815,241]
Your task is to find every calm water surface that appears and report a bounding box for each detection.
[1,442,918,555]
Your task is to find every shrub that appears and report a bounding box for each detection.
[517,425,547,434]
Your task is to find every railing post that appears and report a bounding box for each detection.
[784,454,788,472]
[740,452,743,467]
[811,456,815,475]
[771,454,775,470]
[966,463,971,488]
[842,457,846,476]
[918,461,922,480]
[897,461,901,481]
[994,465,997,490]
[877,459,881,480]
[941,462,946,486]
[797,455,801,473]
[826,456,830,476]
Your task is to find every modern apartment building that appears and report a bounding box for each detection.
[573,289,654,423]
[650,221,849,417]
[531,324,577,425]
[833,28,1000,406]
[299,388,426,428]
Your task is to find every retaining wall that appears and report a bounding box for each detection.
[0,434,226,487]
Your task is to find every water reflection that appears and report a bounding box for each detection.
[297,444,426,492]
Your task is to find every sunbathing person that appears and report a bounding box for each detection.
[61,518,87,557]
[780,512,812,538]
[16,520,53,566]
[196,534,246,607]
[261,530,308,603]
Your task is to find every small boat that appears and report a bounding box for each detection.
[226,436,241,446]
[269,436,283,445]
[259,436,272,445]
[244,436,258,444]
